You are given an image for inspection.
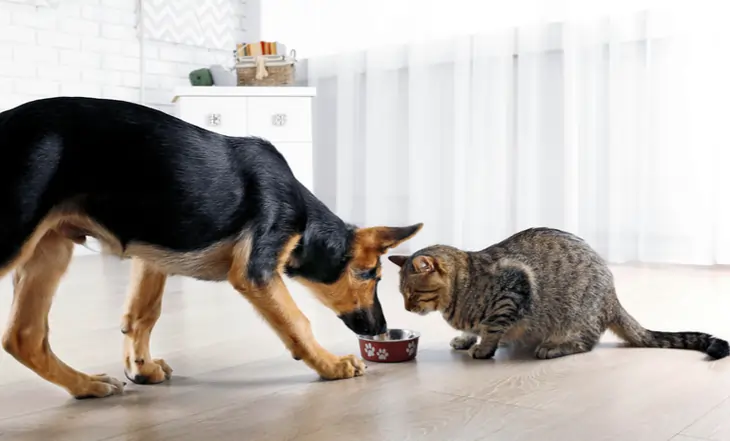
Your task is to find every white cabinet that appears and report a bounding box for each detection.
[171,87,316,192]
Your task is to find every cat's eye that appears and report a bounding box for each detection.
[417,294,439,302]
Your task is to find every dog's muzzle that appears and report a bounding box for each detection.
[338,291,387,336]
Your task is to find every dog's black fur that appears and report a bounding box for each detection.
[0,96,384,335]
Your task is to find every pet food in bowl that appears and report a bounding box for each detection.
[357,329,420,363]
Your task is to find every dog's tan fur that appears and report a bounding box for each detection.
[1,227,125,397]
[294,229,382,314]
[1,210,420,397]
[121,259,172,385]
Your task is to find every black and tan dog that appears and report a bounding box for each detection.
[0,96,422,399]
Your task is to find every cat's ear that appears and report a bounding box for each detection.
[388,255,409,267]
[412,255,436,273]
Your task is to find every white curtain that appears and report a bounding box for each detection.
[304,2,730,265]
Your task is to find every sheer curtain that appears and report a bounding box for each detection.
[297,1,730,265]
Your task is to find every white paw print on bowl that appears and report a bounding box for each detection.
[376,348,389,360]
[364,343,375,357]
[406,341,416,356]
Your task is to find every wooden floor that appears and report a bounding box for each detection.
[1,255,730,440]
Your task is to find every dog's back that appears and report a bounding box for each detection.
[0,96,305,271]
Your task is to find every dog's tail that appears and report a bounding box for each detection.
[609,304,729,360]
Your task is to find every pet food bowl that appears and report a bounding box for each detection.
[357,329,421,363]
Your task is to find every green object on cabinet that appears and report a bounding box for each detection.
[189,68,214,86]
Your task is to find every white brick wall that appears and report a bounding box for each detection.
[0,0,252,255]
[0,0,250,114]
[0,0,141,111]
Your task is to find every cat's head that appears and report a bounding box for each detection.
[388,246,460,316]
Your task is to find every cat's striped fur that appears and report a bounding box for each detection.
[388,228,729,360]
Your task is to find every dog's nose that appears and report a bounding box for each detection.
[339,307,383,336]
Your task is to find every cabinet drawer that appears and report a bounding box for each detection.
[176,97,248,136]
[247,97,312,142]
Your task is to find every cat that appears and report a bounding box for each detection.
[388,227,729,361]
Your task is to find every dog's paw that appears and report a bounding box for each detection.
[125,358,172,385]
[73,374,126,399]
[318,354,366,380]
[468,344,496,360]
[450,334,478,350]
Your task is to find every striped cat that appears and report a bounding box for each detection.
[388,228,729,360]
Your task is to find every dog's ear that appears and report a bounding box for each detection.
[357,223,423,253]
[388,255,408,267]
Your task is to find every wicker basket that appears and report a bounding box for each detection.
[235,52,296,86]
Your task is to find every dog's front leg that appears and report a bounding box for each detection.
[228,238,365,380]
[232,274,365,380]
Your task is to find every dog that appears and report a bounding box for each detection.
[0,96,422,399]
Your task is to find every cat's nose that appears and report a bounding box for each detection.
[405,299,417,312]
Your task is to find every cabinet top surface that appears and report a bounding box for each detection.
[172,86,317,102]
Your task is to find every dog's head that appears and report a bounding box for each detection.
[296,223,423,336]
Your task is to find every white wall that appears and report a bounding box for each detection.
[0,0,252,114]
[1,0,138,110]
[0,0,255,255]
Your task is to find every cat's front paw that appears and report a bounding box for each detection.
[450,335,478,350]
[468,343,496,360]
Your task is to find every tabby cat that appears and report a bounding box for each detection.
[388,228,729,360]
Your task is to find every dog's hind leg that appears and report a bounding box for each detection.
[1,230,125,398]
[121,258,172,385]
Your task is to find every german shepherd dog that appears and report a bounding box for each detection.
[0,97,422,399]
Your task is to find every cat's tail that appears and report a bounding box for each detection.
[609,304,729,360]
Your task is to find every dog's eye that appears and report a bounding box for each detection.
[357,267,379,281]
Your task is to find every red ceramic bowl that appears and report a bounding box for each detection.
[357,329,421,363]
